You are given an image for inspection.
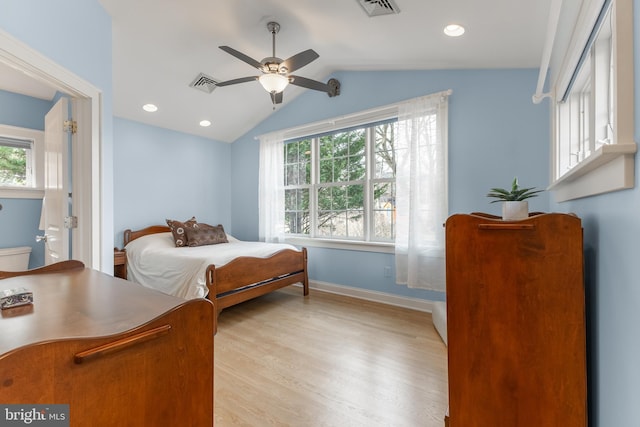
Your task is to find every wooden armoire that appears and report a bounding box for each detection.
[445,212,587,427]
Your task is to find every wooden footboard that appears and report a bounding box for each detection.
[206,248,309,333]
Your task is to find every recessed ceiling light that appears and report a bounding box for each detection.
[142,103,158,112]
[199,120,211,127]
[444,24,465,37]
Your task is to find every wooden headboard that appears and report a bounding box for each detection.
[123,225,171,246]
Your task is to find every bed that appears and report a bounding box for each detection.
[123,225,308,333]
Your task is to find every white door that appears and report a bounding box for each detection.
[40,98,71,265]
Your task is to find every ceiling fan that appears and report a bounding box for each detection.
[216,21,340,105]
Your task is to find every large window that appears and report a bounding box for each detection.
[550,0,635,201]
[260,89,450,289]
[284,121,397,243]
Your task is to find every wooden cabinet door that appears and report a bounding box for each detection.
[445,213,586,427]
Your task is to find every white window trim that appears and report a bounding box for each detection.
[283,125,396,245]
[0,124,44,198]
[0,188,44,199]
[285,236,395,253]
[549,0,636,202]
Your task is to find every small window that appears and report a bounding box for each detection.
[550,0,636,201]
[0,136,33,187]
[0,125,44,198]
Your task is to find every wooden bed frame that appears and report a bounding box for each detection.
[123,225,309,333]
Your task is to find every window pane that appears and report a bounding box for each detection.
[579,76,591,159]
[317,212,334,237]
[0,145,28,186]
[319,129,365,183]
[348,153,365,181]
[319,159,334,183]
[346,184,364,238]
[284,140,311,186]
[373,181,395,240]
[346,210,364,238]
[316,184,363,239]
[319,136,334,159]
[374,123,397,179]
[593,6,613,151]
[317,186,331,210]
[284,188,309,234]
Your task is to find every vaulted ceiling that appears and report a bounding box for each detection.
[1,0,553,143]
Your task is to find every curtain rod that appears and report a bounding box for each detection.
[256,89,452,141]
[532,0,563,104]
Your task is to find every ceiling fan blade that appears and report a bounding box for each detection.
[270,91,283,105]
[288,75,331,93]
[215,76,258,87]
[280,49,319,73]
[219,46,264,70]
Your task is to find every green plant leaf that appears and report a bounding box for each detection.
[487,177,543,202]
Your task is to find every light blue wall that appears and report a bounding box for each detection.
[0,89,52,130]
[3,1,636,424]
[0,90,54,268]
[1,0,113,271]
[113,118,232,248]
[545,2,640,426]
[230,69,550,301]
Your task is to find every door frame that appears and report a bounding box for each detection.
[0,29,102,270]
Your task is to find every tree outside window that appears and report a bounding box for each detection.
[284,122,397,242]
[0,145,28,186]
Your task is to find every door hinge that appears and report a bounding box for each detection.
[63,120,77,134]
[64,216,78,229]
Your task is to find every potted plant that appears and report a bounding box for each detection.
[487,177,543,220]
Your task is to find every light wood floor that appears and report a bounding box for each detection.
[214,286,448,427]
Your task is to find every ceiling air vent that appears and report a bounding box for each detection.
[357,0,400,17]
[189,73,218,94]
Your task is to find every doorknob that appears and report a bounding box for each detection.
[35,234,48,243]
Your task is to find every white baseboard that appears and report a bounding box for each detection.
[303,280,437,313]
[432,301,447,346]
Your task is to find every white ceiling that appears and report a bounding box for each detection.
[2,0,553,143]
[0,63,57,101]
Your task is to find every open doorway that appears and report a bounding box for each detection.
[0,30,103,271]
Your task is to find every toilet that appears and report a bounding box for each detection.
[0,246,32,271]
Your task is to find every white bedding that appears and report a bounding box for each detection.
[124,232,299,300]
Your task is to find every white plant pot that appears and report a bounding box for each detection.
[502,201,529,221]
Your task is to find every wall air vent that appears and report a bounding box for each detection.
[357,0,400,17]
[189,73,218,93]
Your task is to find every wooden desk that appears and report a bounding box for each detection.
[0,268,214,426]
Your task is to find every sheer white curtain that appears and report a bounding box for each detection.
[395,91,450,291]
[258,131,285,243]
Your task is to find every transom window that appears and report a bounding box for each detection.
[550,0,635,201]
[556,1,613,174]
[284,121,398,243]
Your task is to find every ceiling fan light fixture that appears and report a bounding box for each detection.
[259,73,289,94]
